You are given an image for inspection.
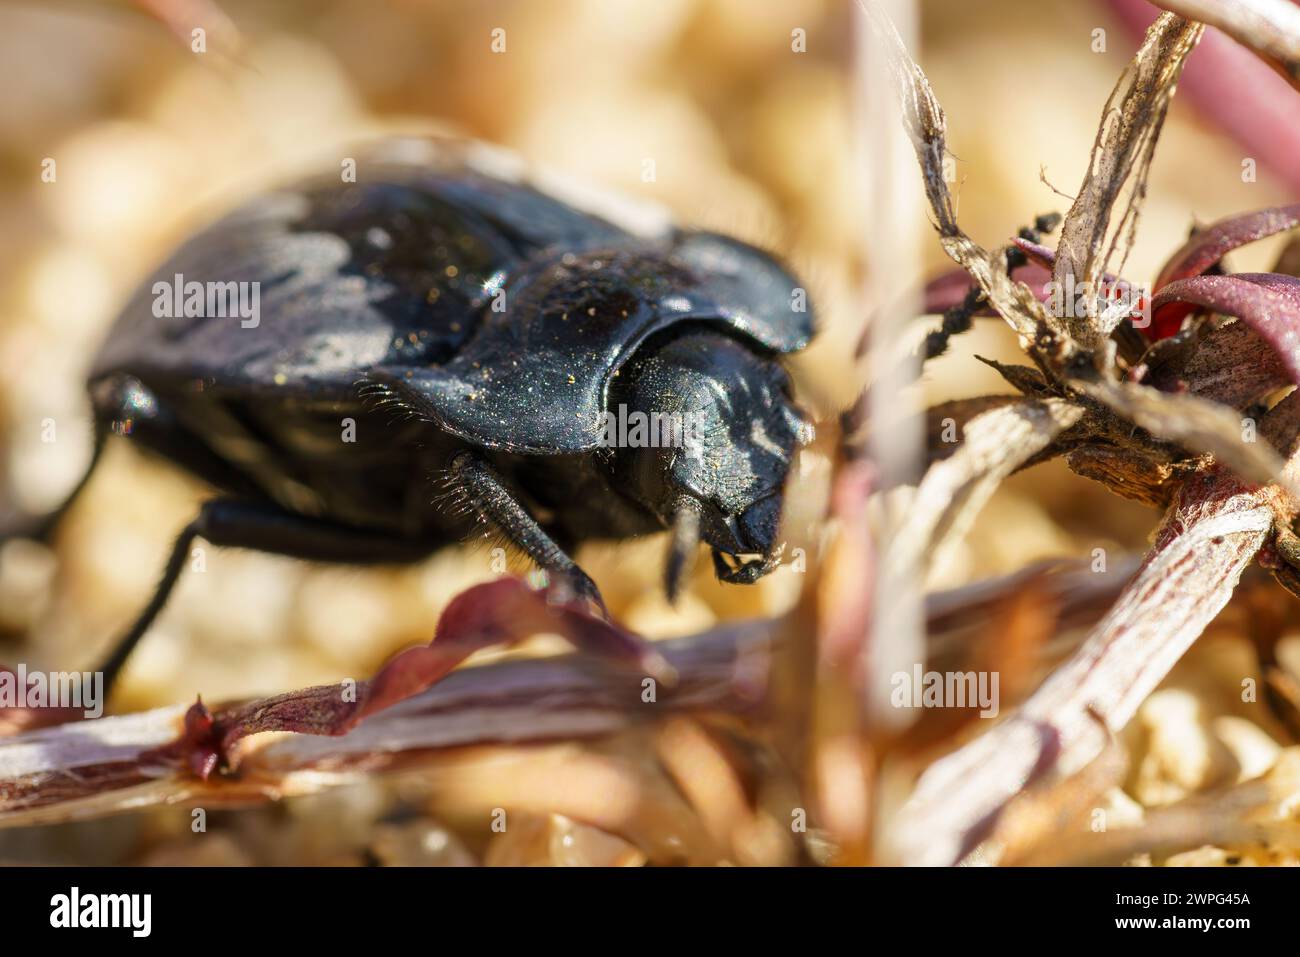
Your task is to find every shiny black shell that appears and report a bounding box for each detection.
[88,137,813,542]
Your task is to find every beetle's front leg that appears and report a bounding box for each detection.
[448,451,608,616]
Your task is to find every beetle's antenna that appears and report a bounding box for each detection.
[665,496,703,604]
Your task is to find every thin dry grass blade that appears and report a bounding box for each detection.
[892,399,1084,587]
[1008,748,1300,865]
[1052,14,1204,345]
[859,0,1063,348]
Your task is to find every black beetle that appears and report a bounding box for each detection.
[4,137,813,687]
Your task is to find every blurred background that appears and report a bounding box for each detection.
[0,0,1296,865]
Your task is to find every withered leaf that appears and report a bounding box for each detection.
[862,1,1062,347]
[1154,204,1300,289]
[973,355,1050,396]
[1152,274,1300,384]
[1066,445,1179,508]
[924,395,1025,465]
[1261,387,1300,460]
[1075,378,1291,493]
[1052,13,1204,346]
[1148,319,1290,409]
[0,615,772,827]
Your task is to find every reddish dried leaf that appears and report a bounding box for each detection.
[1010,237,1055,272]
[0,621,773,827]
[1150,204,1300,337]
[922,268,978,314]
[156,578,674,778]
[1148,318,1291,409]
[1152,273,1300,382]
[1155,205,1300,289]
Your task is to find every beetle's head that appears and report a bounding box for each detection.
[611,330,809,599]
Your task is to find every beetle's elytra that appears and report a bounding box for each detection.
[9,137,814,686]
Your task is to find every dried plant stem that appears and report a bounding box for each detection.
[892,471,1273,865]
[892,399,1083,587]
[1155,0,1300,90]
[0,621,776,829]
[1075,379,1292,493]
[866,0,1300,866]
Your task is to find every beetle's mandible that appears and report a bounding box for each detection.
[3,137,814,690]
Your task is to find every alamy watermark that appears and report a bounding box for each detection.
[1044,275,1151,329]
[890,665,1000,718]
[152,273,261,328]
[596,404,705,453]
[0,666,103,719]
[50,887,150,937]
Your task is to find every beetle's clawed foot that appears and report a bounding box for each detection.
[542,568,611,620]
